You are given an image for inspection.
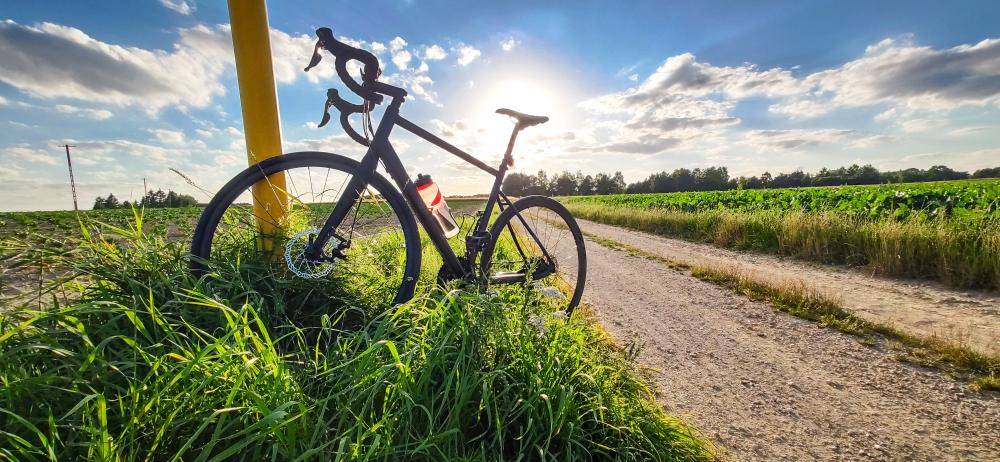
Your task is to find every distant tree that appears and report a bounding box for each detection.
[529,171,550,195]
[93,189,196,209]
[973,167,1000,179]
[502,172,531,196]
[610,172,626,194]
[925,165,968,181]
[594,173,616,195]
[578,174,595,196]
[104,193,120,209]
[552,171,578,196]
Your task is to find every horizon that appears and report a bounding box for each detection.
[2,0,999,211]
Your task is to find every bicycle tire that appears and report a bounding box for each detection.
[190,151,422,304]
[481,195,587,313]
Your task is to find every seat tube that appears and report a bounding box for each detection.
[477,127,519,233]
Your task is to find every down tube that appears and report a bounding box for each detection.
[376,139,465,276]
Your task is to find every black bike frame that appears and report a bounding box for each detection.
[313,94,519,279]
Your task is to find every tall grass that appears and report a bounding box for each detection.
[0,211,712,460]
[564,202,1000,291]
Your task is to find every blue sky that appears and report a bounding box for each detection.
[1,0,998,211]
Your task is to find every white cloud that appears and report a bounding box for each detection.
[284,134,365,155]
[500,38,518,51]
[946,126,988,137]
[423,44,447,61]
[54,104,113,120]
[389,36,407,52]
[899,118,945,133]
[455,44,481,66]
[746,129,855,150]
[2,144,59,165]
[159,0,194,15]
[771,37,1000,117]
[0,20,232,114]
[149,129,186,146]
[388,36,412,70]
[0,95,7,105]
[392,49,412,70]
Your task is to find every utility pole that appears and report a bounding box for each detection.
[62,144,79,212]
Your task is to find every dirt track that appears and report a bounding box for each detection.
[572,219,1000,461]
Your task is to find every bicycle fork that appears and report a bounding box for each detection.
[309,98,466,276]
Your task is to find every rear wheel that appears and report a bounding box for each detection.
[481,196,587,313]
[190,151,421,305]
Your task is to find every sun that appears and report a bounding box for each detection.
[464,76,570,149]
[488,79,557,117]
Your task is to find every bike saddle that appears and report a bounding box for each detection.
[496,108,549,128]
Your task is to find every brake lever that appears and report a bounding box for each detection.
[304,41,323,72]
[317,89,371,146]
[317,98,333,128]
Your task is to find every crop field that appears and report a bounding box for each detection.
[566,179,1000,220]
[562,179,1000,291]
[0,205,712,460]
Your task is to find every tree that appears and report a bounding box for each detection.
[578,174,595,196]
[104,193,120,209]
[973,167,1000,179]
[93,196,107,210]
[594,173,615,195]
[610,172,626,194]
[551,171,578,196]
[529,171,550,195]
[502,172,531,196]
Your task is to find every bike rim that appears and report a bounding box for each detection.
[487,204,583,310]
[202,164,411,305]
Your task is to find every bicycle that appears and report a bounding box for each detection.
[190,27,586,313]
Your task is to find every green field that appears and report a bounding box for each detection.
[0,208,712,460]
[562,179,1000,291]
[567,179,1000,220]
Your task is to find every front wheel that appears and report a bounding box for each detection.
[190,151,421,306]
[481,196,587,314]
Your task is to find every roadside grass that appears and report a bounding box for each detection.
[0,211,713,460]
[563,202,1000,292]
[583,232,1000,392]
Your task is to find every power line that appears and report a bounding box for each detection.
[62,144,78,212]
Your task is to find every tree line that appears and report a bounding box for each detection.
[502,171,628,196]
[92,189,198,210]
[625,164,1000,194]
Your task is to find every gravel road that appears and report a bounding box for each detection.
[572,219,1000,461]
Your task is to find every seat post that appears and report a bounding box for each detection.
[502,124,522,167]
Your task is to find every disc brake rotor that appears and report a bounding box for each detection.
[284,229,340,279]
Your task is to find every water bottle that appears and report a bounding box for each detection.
[415,174,460,238]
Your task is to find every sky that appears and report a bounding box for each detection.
[1,0,998,211]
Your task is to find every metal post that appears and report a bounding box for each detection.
[228,0,287,243]
[62,144,78,212]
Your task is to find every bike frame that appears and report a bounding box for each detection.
[312,94,522,280]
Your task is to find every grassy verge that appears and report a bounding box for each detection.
[563,201,1000,291]
[584,232,1000,392]
[0,212,713,460]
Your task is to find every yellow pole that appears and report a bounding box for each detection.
[228,0,287,243]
